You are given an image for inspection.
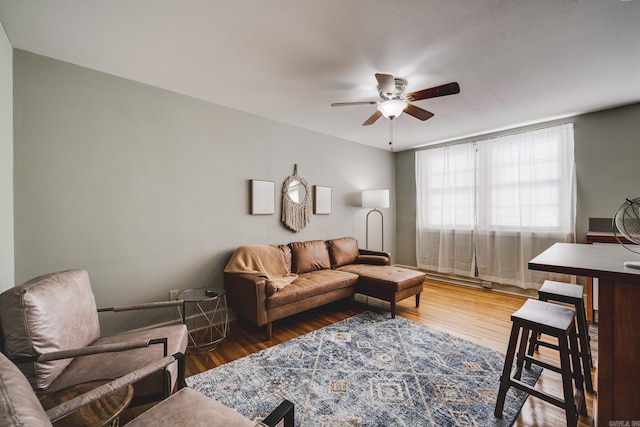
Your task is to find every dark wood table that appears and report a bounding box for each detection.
[585,231,634,323]
[39,379,134,427]
[529,242,640,427]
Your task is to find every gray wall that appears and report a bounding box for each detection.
[0,22,13,292]
[395,102,640,266]
[13,50,395,332]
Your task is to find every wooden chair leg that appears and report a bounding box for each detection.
[558,335,578,427]
[575,300,594,393]
[495,323,521,417]
[525,331,540,369]
[513,327,530,381]
[415,293,421,307]
[569,327,587,416]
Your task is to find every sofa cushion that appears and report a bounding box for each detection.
[338,265,426,291]
[289,240,331,274]
[276,244,292,273]
[267,270,358,309]
[327,237,360,268]
[0,352,51,427]
[0,269,101,392]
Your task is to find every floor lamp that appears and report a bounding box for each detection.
[362,189,389,250]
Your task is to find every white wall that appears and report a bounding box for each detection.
[395,102,640,267]
[13,50,395,333]
[0,22,13,292]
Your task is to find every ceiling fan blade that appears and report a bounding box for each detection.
[404,104,435,121]
[375,73,396,97]
[362,110,382,126]
[407,82,460,101]
[331,101,378,107]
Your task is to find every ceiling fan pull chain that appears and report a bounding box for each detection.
[389,118,393,151]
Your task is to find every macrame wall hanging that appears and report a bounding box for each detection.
[281,164,312,232]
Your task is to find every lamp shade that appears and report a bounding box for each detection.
[362,189,389,208]
[377,100,408,119]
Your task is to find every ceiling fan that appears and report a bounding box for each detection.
[331,73,460,126]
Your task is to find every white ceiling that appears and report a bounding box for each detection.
[1,1,639,152]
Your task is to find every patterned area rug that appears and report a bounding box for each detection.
[186,311,541,426]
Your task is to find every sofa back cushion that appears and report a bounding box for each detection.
[0,352,51,426]
[289,240,331,274]
[327,237,360,268]
[276,245,292,273]
[0,269,101,392]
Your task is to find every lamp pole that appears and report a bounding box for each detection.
[365,208,384,250]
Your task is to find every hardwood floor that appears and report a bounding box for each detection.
[129,279,597,426]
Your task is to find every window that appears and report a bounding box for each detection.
[416,123,576,289]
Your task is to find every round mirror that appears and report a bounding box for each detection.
[282,167,312,232]
[288,179,307,204]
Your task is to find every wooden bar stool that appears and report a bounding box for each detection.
[527,280,594,393]
[495,299,587,427]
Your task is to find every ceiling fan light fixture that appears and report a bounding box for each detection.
[377,99,408,119]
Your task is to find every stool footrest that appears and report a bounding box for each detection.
[523,356,562,374]
[510,378,565,408]
[535,339,560,352]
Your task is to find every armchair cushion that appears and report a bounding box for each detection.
[45,324,188,400]
[125,388,259,427]
[0,352,51,427]
[0,269,100,392]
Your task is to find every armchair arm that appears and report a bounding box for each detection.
[98,299,184,313]
[224,272,269,326]
[261,399,295,427]
[98,299,186,324]
[45,353,182,423]
[11,337,184,398]
[11,338,169,364]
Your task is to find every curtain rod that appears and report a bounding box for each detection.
[415,120,574,152]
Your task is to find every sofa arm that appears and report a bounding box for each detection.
[357,249,391,266]
[224,272,269,327]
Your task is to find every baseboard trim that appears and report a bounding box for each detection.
[394,264,538,299]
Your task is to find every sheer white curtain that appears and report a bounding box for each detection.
[416,124,576,289]
[416,143,476,276]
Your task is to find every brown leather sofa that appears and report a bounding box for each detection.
[224,237,426,339]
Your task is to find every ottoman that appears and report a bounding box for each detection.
[338,264,426,318]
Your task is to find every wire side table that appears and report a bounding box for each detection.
[176,287,228,349]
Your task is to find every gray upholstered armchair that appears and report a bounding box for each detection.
[0,269,188,407]
[0,351,295,427]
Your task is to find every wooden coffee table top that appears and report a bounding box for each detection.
[39,379,134,427]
